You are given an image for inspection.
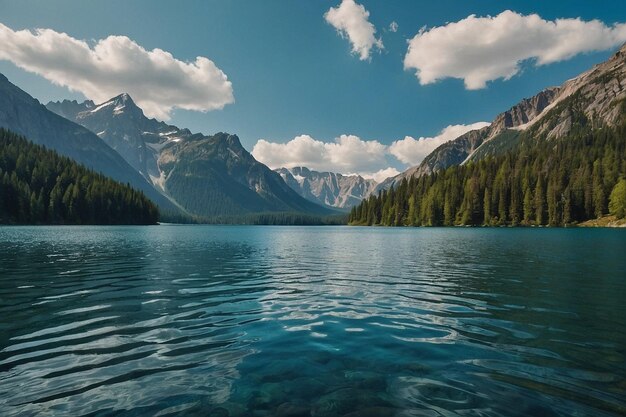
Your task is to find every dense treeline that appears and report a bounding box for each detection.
[216,212,347,225]
[0,129,159,224]
[350,122,626,227]
[161,210,347,225]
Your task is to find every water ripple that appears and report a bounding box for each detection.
[0,225,625,416]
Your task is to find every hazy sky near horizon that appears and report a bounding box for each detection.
[1,0,626,178]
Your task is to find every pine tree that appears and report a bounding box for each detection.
[483,187,491,225]
[534,176,546,225]
[523,186,533,225]
[609,178,626,219]
[562,187,573,225]
[592,160,606,218]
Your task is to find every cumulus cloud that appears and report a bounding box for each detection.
[0,23,234,119]
[325,0,383,61]
[389,21,399,33]
[388,122,490,165]
[253,122,489,181]
[404,10,626,89]
[252,134,389,174]
[359,167,401,183]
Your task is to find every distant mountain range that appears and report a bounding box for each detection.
[0,74,374,219]
[5,44,624,223]
[46,94,332,217]
[378,44,626,191]
[275,167,377,209]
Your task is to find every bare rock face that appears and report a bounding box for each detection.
[526,44,626,138]
[490,87,560,131]
[381,44,626,191]
[276,167,378,209]
[47,94,185,186]
[377,87,560,192]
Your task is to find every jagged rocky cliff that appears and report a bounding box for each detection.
[276,167,377,209]
[380,44,626,190]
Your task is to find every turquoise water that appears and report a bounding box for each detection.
[0,226,625,416]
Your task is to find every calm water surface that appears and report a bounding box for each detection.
[0,226,625,416]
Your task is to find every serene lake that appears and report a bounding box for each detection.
[0,226,624,416]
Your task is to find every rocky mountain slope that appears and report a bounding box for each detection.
[0,73,177,212]
[380,43,626,190]
[275,167,377,209]
[513,45,626,137]
[48,96,332,217]
[47,94,189,186]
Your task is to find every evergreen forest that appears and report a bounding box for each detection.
[349,121,626,227]
[0,129,159,225]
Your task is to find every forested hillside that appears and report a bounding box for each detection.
[0,129,159,224]
[0,74,177,212]
[349,120,626,227]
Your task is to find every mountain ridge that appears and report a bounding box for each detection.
[275,166,377,209]
[47,96,333,217]
[379,43,626,191]
[350,45,626,227]
[0,73,178,212]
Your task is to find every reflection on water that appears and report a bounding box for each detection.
[0,226,625,416]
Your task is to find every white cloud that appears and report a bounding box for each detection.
[0,23,234,119]
[359,167,400,183]
[325,0,383,61]
[252,134,389,174]
[389,21,399,33]
[253,122,489,180]
[388,122,490,165]
[404,10,626,89]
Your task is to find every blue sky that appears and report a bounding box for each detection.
[1,0,625,180]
